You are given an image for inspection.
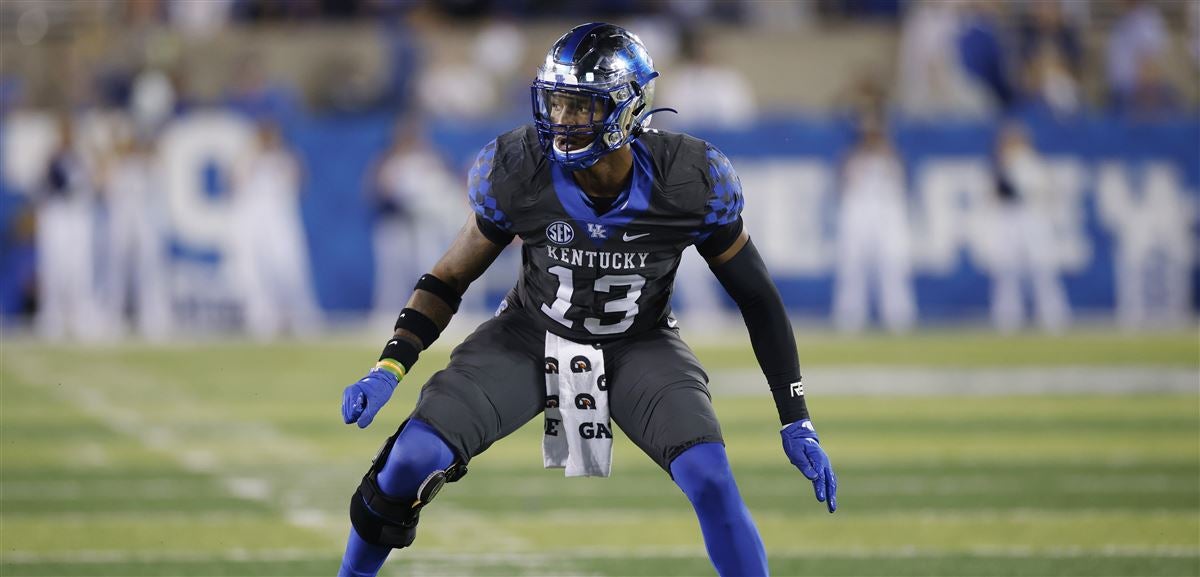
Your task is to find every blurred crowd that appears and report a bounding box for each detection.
[3,0,1196,120]
[895,0,1193,121]
[0,0,1196,340]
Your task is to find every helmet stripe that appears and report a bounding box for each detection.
[558,22,605,63]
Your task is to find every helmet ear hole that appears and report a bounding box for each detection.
[628,82,646,117]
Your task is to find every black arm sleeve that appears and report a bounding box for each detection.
[709,237,810,425]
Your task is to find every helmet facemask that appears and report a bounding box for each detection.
[531,81,650,170]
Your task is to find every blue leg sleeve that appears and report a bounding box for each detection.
[338,419,456,577]
[670,442,769,577]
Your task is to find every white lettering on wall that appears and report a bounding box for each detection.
[909,158,994,273]
[157,112,255,253]
[737,160,835,275]
[1096,161,1196,327]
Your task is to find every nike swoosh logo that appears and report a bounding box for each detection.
[623,232,650,241]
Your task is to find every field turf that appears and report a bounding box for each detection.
[1,331,1197,576]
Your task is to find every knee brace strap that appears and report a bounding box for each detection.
[350,476,420,549]
[348,424,469,549]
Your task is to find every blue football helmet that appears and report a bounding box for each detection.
[531,23,662,170]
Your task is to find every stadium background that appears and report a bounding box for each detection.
[1,1,1198,576]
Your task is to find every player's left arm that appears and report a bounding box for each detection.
[697,145,837,513]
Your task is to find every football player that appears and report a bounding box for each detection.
[338,23,837,577]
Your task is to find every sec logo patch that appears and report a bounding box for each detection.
[546,221,575,245]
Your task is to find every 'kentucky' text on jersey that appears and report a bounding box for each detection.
[469,125,744,342]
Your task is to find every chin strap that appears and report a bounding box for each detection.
[631,107,678,137]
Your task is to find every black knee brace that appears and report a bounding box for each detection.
[348,425,468,549]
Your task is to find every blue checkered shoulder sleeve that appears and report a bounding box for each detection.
[697,144,745,242]
[467,139,512,232]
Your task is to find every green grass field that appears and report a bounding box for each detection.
[2,331,1197,576]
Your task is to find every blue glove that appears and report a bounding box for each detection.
[781,419,838,513]
[341,368,399,429]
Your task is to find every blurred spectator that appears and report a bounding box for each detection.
[232,0,314,22]
[166,0,233,38]
[814,0,900,22]
[414,10,499,121]
[837,71,888,122]
[1019,40,1081,117]
[656,26,756,129]
[474,19,526,81]
[624,17,680,69]
[1106,0,1169,109]
[833,118,915,333]
[417,69,497,121]
[130,66,177,138]
[0,203,36,319]
[896,1,991,119]
[957,1,1015,111]
[473,18,529,119]
[985,122,1069,333]
[1117,56,1183,120]
[230,120,321,339]
[1015,1,1082,116]
[125,0,164,27]
[0,75,21,114]
[98,119,171,340]
[1191,0,1200,71]
[224,53,302,122]
[375,13,423,115]
[35,117,104,341]
[1017,1,1082,75]
[368,118,461,324]
[741,1,814,30]
[314,52,381,115]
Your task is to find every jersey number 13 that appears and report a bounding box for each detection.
[540,265,645,335]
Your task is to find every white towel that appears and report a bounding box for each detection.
[542,331,612,477]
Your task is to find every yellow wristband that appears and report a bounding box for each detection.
[375,359,406,382]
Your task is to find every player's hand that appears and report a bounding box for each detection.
[341,368,399,428]
[781,419,838,513]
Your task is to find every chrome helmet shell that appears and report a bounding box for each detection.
[531,22,658,170]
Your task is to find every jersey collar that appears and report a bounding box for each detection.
[550,139,653,242]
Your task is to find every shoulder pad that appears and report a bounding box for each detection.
[489,125,545,191]
[639,130,709,211]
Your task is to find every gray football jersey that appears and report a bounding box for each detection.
[468,125,744,344]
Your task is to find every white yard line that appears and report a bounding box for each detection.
[3,545,1197,565]
[3,353,533,550]
[709,367,1199,396]
[2,356,337,538]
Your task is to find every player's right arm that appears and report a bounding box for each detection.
[695,143,837,513]
[342,139,514,428]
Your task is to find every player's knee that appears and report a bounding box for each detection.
[376,419,456,498]
[670,442,738,505]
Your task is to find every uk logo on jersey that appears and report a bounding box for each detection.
[587,223,608,239]
[546,221,574,245]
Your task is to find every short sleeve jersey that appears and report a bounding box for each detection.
[469,126,744,344]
